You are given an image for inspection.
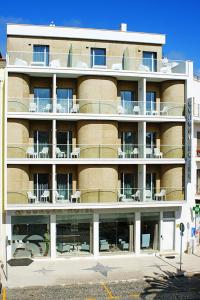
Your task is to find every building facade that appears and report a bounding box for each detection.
[0,53,6,261]
[3,23,195,260]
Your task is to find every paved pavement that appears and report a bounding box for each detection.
[1,250,200,289]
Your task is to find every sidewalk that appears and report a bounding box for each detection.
[2,251,200,289]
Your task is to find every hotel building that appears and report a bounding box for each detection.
[3,23,194,259]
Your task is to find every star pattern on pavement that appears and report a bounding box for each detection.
[33,267,55,275]
[83,262,119,277]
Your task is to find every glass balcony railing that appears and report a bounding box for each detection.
[7,187,185,206]
[7,144,185,159]
[7,98,185,117]
[7,51,188,75]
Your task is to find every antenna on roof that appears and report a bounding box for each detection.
[49,21,55,27]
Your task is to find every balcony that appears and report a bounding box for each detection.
[7,98,185,117]
[7,51,188,75]
[7,144,185,160]
[7,187,184,206]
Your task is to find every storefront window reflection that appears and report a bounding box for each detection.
[56,214,93,256]
[99,213,134,253]
[11,215,50,258]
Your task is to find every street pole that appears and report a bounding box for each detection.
[179,223,185,272]
[180,232,183,272]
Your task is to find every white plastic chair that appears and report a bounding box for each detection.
[26,147,37,158]
[40,190,50,202]
[27,191,37,203]
[50,59,60,67]
[117,105,125,114]
[132,190,140,201]
[56,104,65,113]
[118,148,125,158]
[70,104,79,113]
[43,104,51,112]
[39,147,49,158]
[154,189,166,201]
[56,147,65,158]
[132,148,139,158]
[133,106,140,115]
[55,191,64,201]
[118,191,126,202]
[160,106,168,115]
[71,191,81,203]
[154,148,163,158]
[29,102,37,112]
[70,148,80,158]
[146,148,153,158]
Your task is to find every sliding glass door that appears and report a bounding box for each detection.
[57,173,72,201]
[34,88,51,112]
[120,91,134,114]
[57,131,72,158]
[33,173,50,202]
[34,131,50,157]
[57,88,73,113]
[121,131,136,157]
[121,173,136,199]
[146,173,156,200]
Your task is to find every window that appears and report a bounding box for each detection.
[34,88,51,112]
[33,173,50,202]
[99,213,134,253]
[143,51,157,72]
[57,88,73,113]
[120,91,135,113]
[11,215,50,257]
[146,91,156,113]
[34,131,50,156]
[121,131,136,156]
[121,173,136,198]
[57,173,72,201]
[33,45,49,66]
[91,48,106,67]
[146,173,156,199]
[141,212,160,251]
[57,131,72,158]
[197,170,200,194]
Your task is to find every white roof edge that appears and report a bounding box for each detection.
[7,24,166,45]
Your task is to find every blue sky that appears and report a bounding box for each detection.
[0,0,200,73]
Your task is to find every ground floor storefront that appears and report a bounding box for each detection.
[6,208,181,259]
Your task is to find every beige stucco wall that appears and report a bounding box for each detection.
[77,121,118,158]
[7,36,163,65]
[161,80,185,104]
[77,76,117,113]
[7,165,29,204]
[78,165,118,203]
[161,165,184,200]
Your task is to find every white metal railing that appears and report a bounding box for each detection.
[7,143,185,159]
[7,51,188,75]
[7,98,185,116]
[7,187,185,205]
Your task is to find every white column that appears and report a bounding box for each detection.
[160,211,163,251]
[52,74,57,113]
[52,164,56,204]
[50,214,56,259]
[138,164,146,202]
[138,78,146,115]
[138,121,146,158]
[93,213,99,256]
[52,119,56,159]
[6,214,12,260]
[134,211,141,255]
